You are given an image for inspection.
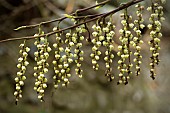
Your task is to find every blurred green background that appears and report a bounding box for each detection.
[0,0,170,113]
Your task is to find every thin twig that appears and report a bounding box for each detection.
[14,0,110,31]
[0,0,144,43]
[74,13,106,19]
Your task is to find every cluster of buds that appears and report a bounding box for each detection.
[132,4,145,76]
[102,21,115,81]
[52,27,65,89]
[57,32,74,87]
[147,0,165,79]
[14,40,30,104]
[91,24,102,70]
[117,9,134,85]
[73,24,86,78]
[13,0,166,103]
[33,32,51,102]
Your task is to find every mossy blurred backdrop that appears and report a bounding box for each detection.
[0,0,170,113]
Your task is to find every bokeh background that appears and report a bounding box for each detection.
[0,0,170,113]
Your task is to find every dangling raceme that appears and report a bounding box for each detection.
[147,0,165,79]
[33,31,51,102]
[58,31,74,87]
[91,22,102,71]
[14,40,30,104]
[102,20,115,81]
[73,23,86,78]
[52,27,64,89]
[117,9,134,85]
[132,4,145,76]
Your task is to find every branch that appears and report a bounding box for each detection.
[0,0,144,43]
[14,0,110,31]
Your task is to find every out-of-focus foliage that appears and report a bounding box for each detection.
[0,0,170,113]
